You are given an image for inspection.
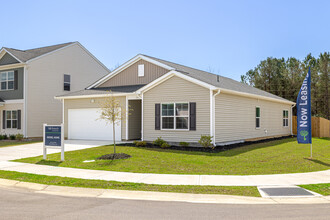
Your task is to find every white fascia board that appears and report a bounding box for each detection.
[4,99,24,104]
[0,63,26,71]
[219,88,295,105]
[54,92,134,100]
[26,42,77,64]
[136,70,217,94]
[86,54,175,89]
[0,48,23,63]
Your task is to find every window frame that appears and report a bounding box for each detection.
[0,71,15,91]
[255,106,261,129]
[160,102,189,131]
[5,110,18,129]
[283,109,289,127]
[64,74,71,91]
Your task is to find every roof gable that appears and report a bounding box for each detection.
[0,52,20,66]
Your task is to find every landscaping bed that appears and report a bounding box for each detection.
[14,137,330,175]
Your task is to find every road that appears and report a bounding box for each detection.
[0,187,329,220]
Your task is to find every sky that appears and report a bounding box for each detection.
[1,0,330,81]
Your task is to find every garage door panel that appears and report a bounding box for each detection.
[68,108,121,141]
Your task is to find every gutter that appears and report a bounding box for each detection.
[212,89,221,146]
[291,103,296,135]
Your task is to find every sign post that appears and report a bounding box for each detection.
[43,124,64,161]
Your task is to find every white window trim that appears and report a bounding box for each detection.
[255,106,261,129]
[160,102,190,131]
[0,71,14,91]
[283,109,289,127]
[138,64,144,77]
[5,110,18,129]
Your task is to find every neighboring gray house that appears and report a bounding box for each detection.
[56,54,295,146]
[0,42,109,137]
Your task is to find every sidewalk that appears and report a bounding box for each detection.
[0,142,329,186]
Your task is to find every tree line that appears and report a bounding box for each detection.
[240,53,329,120]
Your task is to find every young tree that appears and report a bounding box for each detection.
[98,92,127,154]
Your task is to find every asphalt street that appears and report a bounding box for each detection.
[0,187,329,220]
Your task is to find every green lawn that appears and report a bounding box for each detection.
[0,141,41,148]
[0,170,260,197]
[15,137,330,175]
[300,183,330,196]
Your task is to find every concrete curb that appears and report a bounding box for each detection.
[0,178,329,204]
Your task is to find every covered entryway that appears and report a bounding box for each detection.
[68,108,121,141]
[128,100,141,140]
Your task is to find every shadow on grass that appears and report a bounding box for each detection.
[304,158,330,167]
[125,138,297,157]
[36,160,62,166]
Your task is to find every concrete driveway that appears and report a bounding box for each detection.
[0,140,112,161]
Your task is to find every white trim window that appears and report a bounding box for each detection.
[6,110,17,129]
[161,103,189,130]
[256,106,260,129]
[1,71,14,91]
[283,110,289,127]
[138,64,144,77]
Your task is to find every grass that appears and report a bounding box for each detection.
[300,183,330,196]
[0,141,40,148]
[15,137,330,175]
[0,170,260,197]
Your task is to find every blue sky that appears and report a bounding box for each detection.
[1,0,329,81]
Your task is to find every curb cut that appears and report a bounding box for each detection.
[0,178,329,205]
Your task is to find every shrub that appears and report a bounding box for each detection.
[153,137,166,146]
[134,141,147,147]
[179,142,189,147]
[0,135,3,140]
[198,135,214,149]
[160,142,170,148]
[16,134,24,141]
[10,135,16,140]
[3,134,8,140]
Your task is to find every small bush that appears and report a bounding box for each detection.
[10,135,16,140]
[198,135,214,149]
[160,142,170,148]
[16,134,24,141]
[134,141,147,147]
[153,137,166,146]
[3,134,8,140]
[0,135,4,140]
[179,142,190,147]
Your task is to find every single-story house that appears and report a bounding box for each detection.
[55,54,295,146]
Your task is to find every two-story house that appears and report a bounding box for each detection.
[0,42,109,138]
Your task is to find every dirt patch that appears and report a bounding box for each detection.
[97,153,131,160]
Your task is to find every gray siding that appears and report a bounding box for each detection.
[128,100,141,140]
[0,53,19,66]
[143,76,210,143]
[98,60,169,87]
[214,92,292,143]
[0,67,24,100]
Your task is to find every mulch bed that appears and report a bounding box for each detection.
[97,153,132,160]
[118,135,293,153]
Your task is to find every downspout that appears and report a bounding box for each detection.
[291,103,296,136]
[212,89,221,146]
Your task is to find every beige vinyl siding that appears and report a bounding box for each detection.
[63,96,126,139]
[214,92,292,143]
[0,103,23,135]
[98,60,169,87]
[128,100,141,140]
[26,44,108,137]
[143,76,210,143]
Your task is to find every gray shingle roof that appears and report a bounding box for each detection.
[142,54,290,102]
[3,42,75,62]
[57,84,146,97]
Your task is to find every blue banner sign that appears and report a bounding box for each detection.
[45,126,62,146]
[296,68,312,144]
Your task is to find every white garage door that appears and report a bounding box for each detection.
[68,108,121,141]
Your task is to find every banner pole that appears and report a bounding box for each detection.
[310,143,312,158]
